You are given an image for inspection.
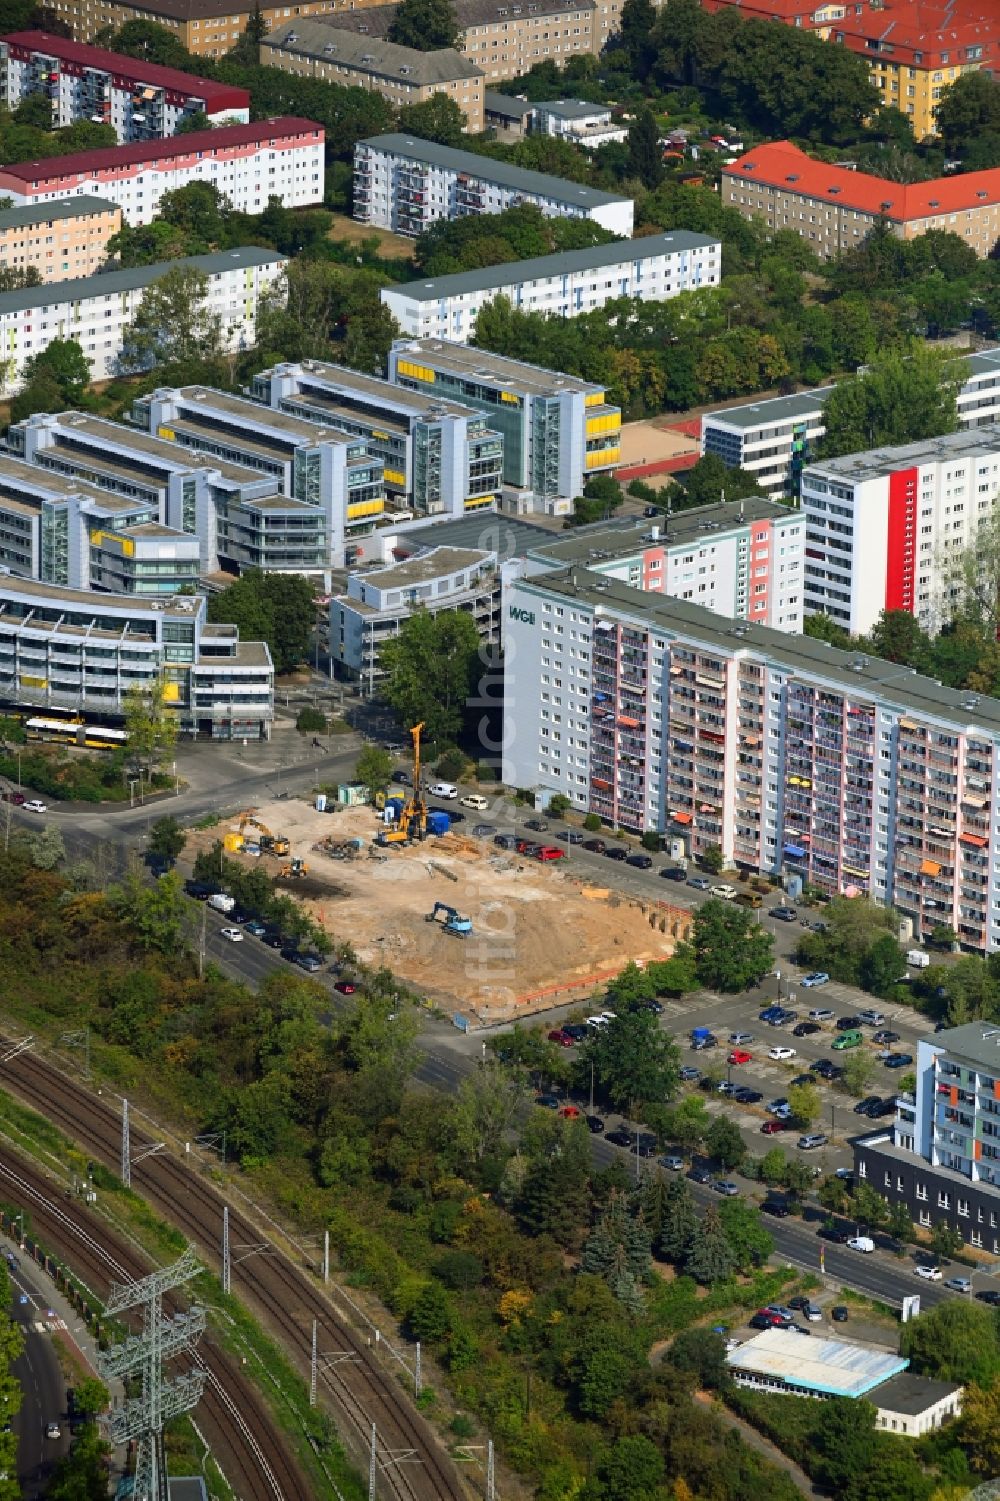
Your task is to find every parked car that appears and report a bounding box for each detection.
[661,865,687,881]
[559,829,584,844]
[536,846,566,862]
[711,884,737,900]
[761,1120,790,1134]
[605,1127,634,1148]
[461,794,489,811]
[808,1008,835,1022]
[836,1016,863,1031]
[0,790,24,805]
[659,1155,685,1171]
[688,1166,713,1184]
[728,1049,753,1065]
[801,972,830,988]
[586,1115,605,1133]
[244,920,267,937]
[536,1093,561,1110]
[687,876,712,890]
[713,1181,740,1196]
[761,1200,790,1217]
[884,1053,914,1069]
[729,1031,754,1045]
[563,1024,589,1042]
[771,906,798,921]
[768,1046,796,1061]
[524,818,549,832]
[847,1236,875,1253]
[831,1306,849,1322]
[333,980,357,994]
[219,927,244,943]
[604,845,628,862]
[945,1276,972,1293]
[583,839,607,853]
[429,782,458,799]
[733,1087,763,1104]
[626,853,653,869]
[914,1264,942,1281]
[872,1030,901,1045]
[977,1289,1000,1305]
[857,1009,887,1027]
[23,799,47,813]
[493,834,516,849]
[855,1096,882,1115]
[548,1029,574,1047]
[793,1022,821,1037]
[797,1132,828,1150]
[679,1065,701,1082]
[295,953,323,973]
[818,1225,849,1243]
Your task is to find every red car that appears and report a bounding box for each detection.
[0,790,24,805]
[333,981,357,994]
[537,846,566,862]
[548,1029,574,1047]
[728,1049,753,1065]
[558,1105,581,1119]
[760,1119,790,1134]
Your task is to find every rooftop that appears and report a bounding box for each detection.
[484,91,534,118]
[527,498,794,565]
[318,0,595,37]
[533,97,611,119]
[281,358,479,422]
[27,411,268,489]
[0,572,203,615]
[0,453,143,508]
[265,21,483,83]
[124,521,195,539]
[0,194,118,231]
[393,337,608,400]
[386,231,716,302]
[804,426,1000,485]
[358,133,632,211]
[873,1373,963,1416]
[391,511,550,558]
[1,30,248,109]
[0,117,320,184]
[0,246,283,317]
[928,1022,1000,1070]
[725,139,1000,223]
[519,565,1000,737]
[359,545,494,589]
[726,1329,908,1398]
[168,386,354,446]
[703,386,834,431]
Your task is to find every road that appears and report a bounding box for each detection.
[9,1256,69,1499]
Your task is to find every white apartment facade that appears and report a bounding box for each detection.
[802,429,1000,636]
[0,117,324,222]
[380,231,720,342]
[0,248,284,391]
[354,133,634,237]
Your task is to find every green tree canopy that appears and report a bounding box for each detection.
[935,69,1000,154]
[206,570,316,675]
[147,815,186,863]
[398,94,465,146]
[691,899,773,991]
[118,265,222,376]
[900,1298,1000,1385]
[819,341,963,459]
[626,107,664,189]
[380,607,480,746]
[582,1008,681,1112]
[100,18,198,66]
[388,0,459,49]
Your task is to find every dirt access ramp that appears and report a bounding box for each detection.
[194,799,686,1026]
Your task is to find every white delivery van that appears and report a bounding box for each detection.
[847,1236,875,1253]
[208,892,235,914]
[907,949,930,968]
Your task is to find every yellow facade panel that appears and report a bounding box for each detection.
[347,499,386,519]
[383,468,406,486]
[584,391,605,407]
[397,360,434,382]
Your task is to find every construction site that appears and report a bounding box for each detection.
[190,798,686,1025]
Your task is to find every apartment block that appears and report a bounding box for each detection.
[310,0,609,81]
[135,385,385,569]
[389,337,622,504]
[801,428,1000,635]
[723,140,1000,260]
[0,575,273,738]
[263,22,485,133]
[520,499,805,632]
[251,359,504,524]
[381,232,721,343]
[354,133,634,238]
[0,31,248,141]
[503,565,1000,953]
[0,247,283,392]
[702,351,1000,496]
[0,453,200,593]
[0,117,324,221]
[39,0,396,58]
[331,545,497,687]
[0,196,120,283]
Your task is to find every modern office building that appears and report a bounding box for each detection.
[0,196,120,283]
[380,231,721,342]
[262,22,485,132]
[0,31,249,141]
[354,133,634,237]
[801,428,1000,636]
[0,453,200,593]
[723,140,1000,260]
[135,385,385,570]
[0,247,283,391]
[389,338,622,504]
[330,545,497,687]
[0,117,324,221]
[251,359,504,525]
[520,500,804,632]
[701,350,1000,496]
[503,565,1000,953]
[0,575,273,738]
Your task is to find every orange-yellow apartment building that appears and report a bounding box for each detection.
[0,195,121,282]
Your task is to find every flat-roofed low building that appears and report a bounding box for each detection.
[355,132,634,237]
[0,574,273,738]
[726,1329,908,1399]
[873,1374,963,1437]
[0,196,120,283]
[484,91,533,138]
[381,231,721,342]
[531,98,626,149]
[263,22,485,132]
[331,545,497,687]
[251,359,504,525]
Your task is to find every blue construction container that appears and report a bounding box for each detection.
[426,810,451,836]
[386,797,406,821]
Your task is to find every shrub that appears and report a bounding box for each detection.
[435,747,468,782]
[641,831,662,852]
[548,793,571,816]
[583,813,602,831]
[296,706,327,733]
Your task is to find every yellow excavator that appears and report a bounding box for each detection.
[224,809,290,857]
[378,722,427,846]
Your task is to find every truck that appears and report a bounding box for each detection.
[907,948,930,968]
[208,892,236,914]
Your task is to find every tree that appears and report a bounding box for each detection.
[380,608,480,746]
[959,1381,1000,1475]
[841,1048,877,1099]
[398,95,465,147]
[626,107,664,190]
[355,745,393,802]
[656,1093,710,1156]
[901,1298,1000,1385]
[718,1198,773,1271]
[118,265,221,375]
[124,676,178,775]
[13,94,54,129]
[690,899,773,991]
[598,1435,666,1501]
[850,1180,889,1231]
[820,342,963,459]
[704,1115,745,1170]
[612,0,657,80]
[797,896,898,987]
[147,815,186,863]
[700,842,725,874]
[206,570,316,675]
[388,0,459,48]
[935,69,1000,154]
[885,1200,913,1244]
[452,1063,526,1175]
[812,1398,878,1497]
[685,1204,735,1283]
[9,337,92,424]
[760,1146,787,1186]
[787,1081,821,1128]
[102,18,197,67]
[227,0,268,63]
[517,1113,592,1246]
[114,871,188,953]
[668,1327,730,1389]
[859,932,907,997]
[21,826,65,870]
[176,108,211,134]
[930,1219,964,1263]
[659,1176,698,1262]
[584,1008,680,1112]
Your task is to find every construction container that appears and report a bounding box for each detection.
[386,797,406,821]
[315,793,327,813]
[337,782,368,807]
[223,832,244,853]
[426,810,451,836]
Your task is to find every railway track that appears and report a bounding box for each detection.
[0,1044,471,1501]
[0,1150,307,1501]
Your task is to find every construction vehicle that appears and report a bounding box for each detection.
[376,723,428,846]
[224,809,290,857]
[279,857,308,878]
[425,901,473,938]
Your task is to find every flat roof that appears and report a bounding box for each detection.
[171,386,352,445]
[386,231,716,303]
[521,565,1000,737]
[533,97,610,119]
[360,545,492,589]
[358,133,632,211]
[703,387,834,431]
[124,521,194,538]
[33,412,265,487]
[0,572,202,615]
[727,1329,908,1398]
[241,494,319,512]
[2,30,247,110]
[0,194,118,230]
[805,426,1000,486]
[873,1373,962,1416]
[284,359,477,421]
[0,247,283,318]
[526,499,790,564]
[393,512,549,558]
[266,21,482,83]
[393,337,607,399]
[928,1022,1000,1071]
[484,91,534,118]
[0,117,320,184]
[0,453,142,508]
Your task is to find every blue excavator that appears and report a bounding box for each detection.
[425,902,473,938]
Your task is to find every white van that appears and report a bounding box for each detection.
[429,782,458,799]
[907,949,930,968]
[460,793,489,811]
[847,1236,875,1253]
[208,892,235,914]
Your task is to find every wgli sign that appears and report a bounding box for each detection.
[508,605,536,625]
